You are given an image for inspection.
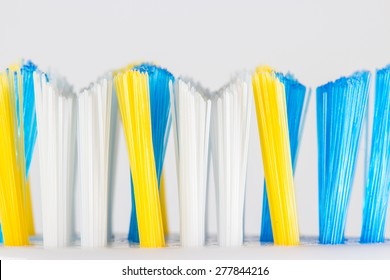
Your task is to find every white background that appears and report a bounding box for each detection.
[1,0,389,239]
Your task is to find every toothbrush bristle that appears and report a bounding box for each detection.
[172,78,212,247]
[252,66,300,246]
[34,71,77,248]
[115,68,165,248]
[260,72,309,243]
[361,65,390,243]
[124,64,174,244]
[78,75,117,248]
[0,64,29,246]
[317,71,370,245]
[211,72,252,247]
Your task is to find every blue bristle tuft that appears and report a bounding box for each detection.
[21,61,38,176]
[361,65,390,243]
[317,71,370,245]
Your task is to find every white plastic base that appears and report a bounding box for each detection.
[1,235,390,260]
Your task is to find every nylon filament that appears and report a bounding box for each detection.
[317,71,370,244]
[21,62,39,237]
[0,61,38,244]
[114,69,165,248]
[361,65,390,243]
[0,65,29,246]
[252,66,300,246]
[0,58,389,249]
[210,73,252,247]
[260,72,310,243]
[77,75,117,247]
[171,78,212,247]
[34,71,77,247]
[128,64,173,244]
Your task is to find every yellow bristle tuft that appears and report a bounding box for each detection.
[252,66,300,246]
[0,69,29,246]
[115,69,165,248]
